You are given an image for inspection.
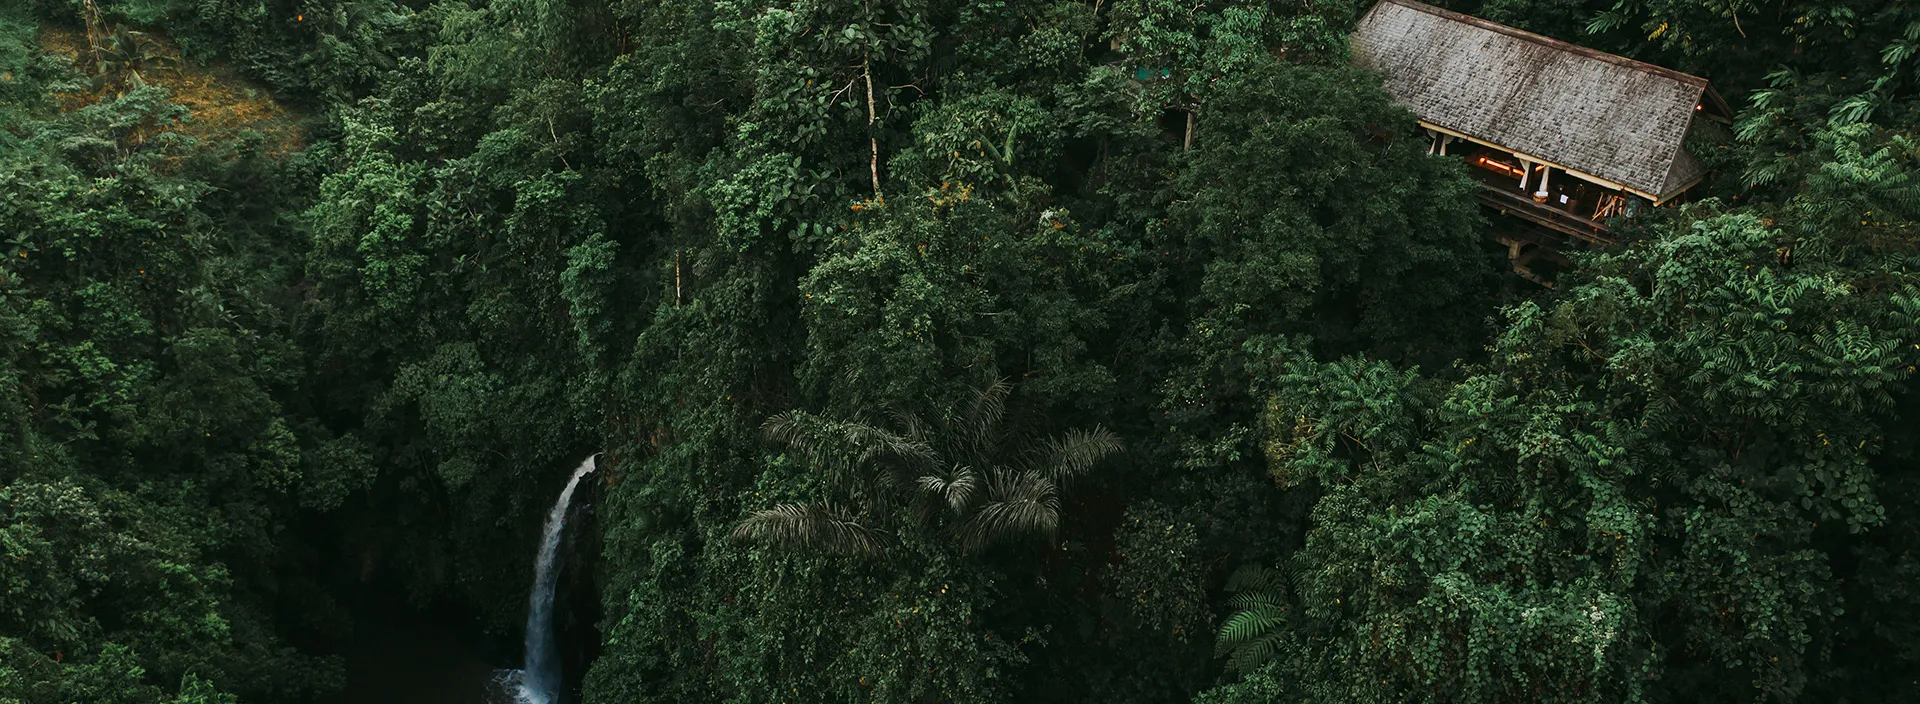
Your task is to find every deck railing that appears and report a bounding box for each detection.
[1473,184,1614,245]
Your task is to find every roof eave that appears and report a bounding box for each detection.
[1700,85,1734,123]
[1653,173,1706,205]
[1420,120,1662,200]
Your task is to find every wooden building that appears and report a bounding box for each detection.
[1350,0,1730,282]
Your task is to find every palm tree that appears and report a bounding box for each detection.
[731,379,1122,557]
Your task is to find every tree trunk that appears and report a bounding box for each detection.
[864,58,881,198]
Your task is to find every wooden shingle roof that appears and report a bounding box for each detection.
[1350,0,1719,202]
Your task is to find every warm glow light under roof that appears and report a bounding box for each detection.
[1475,156,1524,177]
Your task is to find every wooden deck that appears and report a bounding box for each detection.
[1474,185,1614,244]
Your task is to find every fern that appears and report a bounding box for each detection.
[1216,565,1290,674]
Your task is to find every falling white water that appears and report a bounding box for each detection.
[502,454,598,704]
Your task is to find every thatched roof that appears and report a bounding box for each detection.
[1350,0,1720,202]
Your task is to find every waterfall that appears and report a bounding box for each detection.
[505,454,598,704]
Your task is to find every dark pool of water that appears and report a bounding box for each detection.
[323,596,505,704]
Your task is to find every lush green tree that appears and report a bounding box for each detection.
[1,7,342,701]
[12,1,1920,703]
[1217,182,1920,701]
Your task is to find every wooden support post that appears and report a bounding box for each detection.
[1519,159,1531,191]
[1536,166,1552,200]
[1439,135,1450,156]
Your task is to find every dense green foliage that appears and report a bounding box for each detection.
[3,0,1917,702]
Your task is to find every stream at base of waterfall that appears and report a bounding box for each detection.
[489,454,598,704]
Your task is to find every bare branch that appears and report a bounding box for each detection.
[863,57,881,197]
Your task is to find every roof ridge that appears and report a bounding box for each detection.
[1376,0,1709,89]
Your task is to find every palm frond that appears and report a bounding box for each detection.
[1034,426,1123,484]
[730,503,886,557]
[886,403,929,443]
[762,410,936,473]
[762,410,832,458]
[958,469,1059,553]
[959,378,1013,459]
[840,421,939,467]
[916,464,979,514]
